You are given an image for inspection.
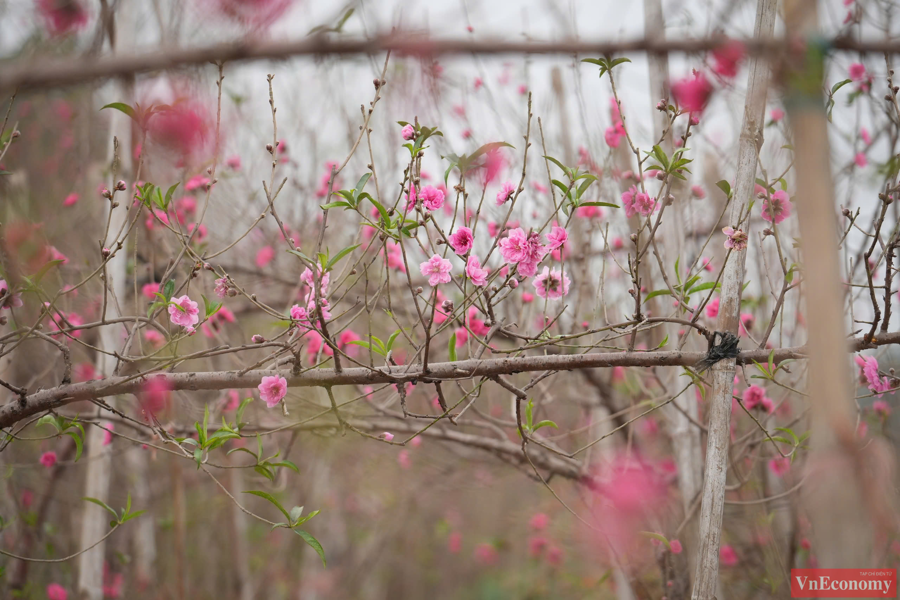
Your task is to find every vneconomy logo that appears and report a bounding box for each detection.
[791,569,897,598]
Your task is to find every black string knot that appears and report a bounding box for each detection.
[694,331,741,371]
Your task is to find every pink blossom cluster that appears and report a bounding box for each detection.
[855,355,892,397]
[498,228,548,277]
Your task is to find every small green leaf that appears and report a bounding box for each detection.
[83,497,119,521]
[448,332,457,362]
[532,419,558,432]
[65,430,83,462]
[100,102,137,120]
[162,280,175,302]
[294,529,327,567]
[325,244,360,272]
[643,289,672,303]
[244,490,292,522]
[716,180,732,198]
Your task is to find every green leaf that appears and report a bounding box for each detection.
[643,289,672,303]
[236,397,253,428]
[37,414,61,433]
[83,497,119,521]
[579,201,620,209]
[544,156,571,178]
[202,295,222,318]
[355,173,371,193]
[100,102,137,120]
[386,329,402,352]
[532,419,558,432]
[448,332,457,362]
[162,280,175,302]
[656,334,669,349]
[687,281,719,295]
[831,78,852,95]
[294,529,327,567]
[319,201,350,211]
[243,490,292,523]
[65,430,83,462]
[325,244,360,272]
[120,509,146,524]
[715,180,732,199]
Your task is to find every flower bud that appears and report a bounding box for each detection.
[266,143,274,154]
[101,247,111,258]
[252,334,265,343]
[415,286,423,295]
[508,279,518,289]
[115,180,127,191]
[101,188,112,199]
[11,130,20,139]
[441,300,454,313]
[227,289,237,297]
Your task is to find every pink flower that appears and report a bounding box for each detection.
[705,297,720,319]
[496,181,516,206]
[672,72,714,113]
[691,185,706,199]
[873,400,891,418]
[147,100,212,160]
[762,190,792,224]
[529,513,549,530]
[722,226,748,251]
[861,127,872,145]
[401,124,416,140]
[473,77,483,90]
[384,242,406,273]
[46,583,68,600]
[522,292,534,303]
[481,148,506,185]
[770,108,785,122]
[258,375,287,408]
[720,544,739,567]
[140,376,171,417]
[145,330,164,347]
[448,227,474,255]
[226,155,242,170]
[168,295,200,329]
[420,255,453,286]
[670,539,683,554]
[546,545,563,566]
[382,432,395,442]
[213,0,293,29]
[255,245,275,268]
[533,267,571,300]
[529,535,548,557]
[474,543,498,566]
[546,225,568,250]
[398,449,412,469]
[849,62,867,82]
[40,451,57,468]
[712,40,745,78]
[419,186,445,212]
[176,196,197,214]
[532,182,548,194]
[300,265,330,294]
[518,84,528,95]
[0,279,23,309]
[448,532,462,553]
[605,125,623,148]
[49,246,69,265]
[289,304,309,326]
[187,223,207,244]
[338,330,361,356]
[467,307,491,336]
[768,457,791,477]
[63,192,79,206]
[499,227,529,263]
[214,277,229,298]
[855,355,891,396]
[37,0,90,36]
[465,256,489,287]
[855,152,867,168]
[185,175,211,192]
[621,186,656,218]
[102,424,115,446]
[742,385,766,410]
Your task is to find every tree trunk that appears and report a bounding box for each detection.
[691,0,777,596]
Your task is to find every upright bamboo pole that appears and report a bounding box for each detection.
[691,0,777,596]
[784,0,872,570]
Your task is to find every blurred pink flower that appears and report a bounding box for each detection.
[670,539,683,554]
[529,512,549,530]
[46,583,68,600]
[873,400,891,418]
[720,544,739,566]
[102,424,115,446]
[474,543,498,566]
[226,155,242,170]
[140,376,171,417]
[63,192,78,206]
[0,279,23,309]
[770,108,785,122]
[849,62,867,82]
[712,39,745,78]
[691,185,706,199]
[147,99,212,160]
[382,432,394,442]
[398,449,412,469]
[255,245,275,268]
[762,190,792,224]
[671,72,713,113]
[40,451,57,468]
[861,127,872,145]
[258,375,287,408]
[855,152,867,168]
[528,535,548,557]
[37,0,90,36]
[742,385,766,410]
[213,0,293,28]
[768,457,791,477]
[496,181,515,206]
[448,532,462,553]
[855,355,892,397]
[185,175,210,192]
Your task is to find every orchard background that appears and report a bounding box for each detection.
[0,0,899,598]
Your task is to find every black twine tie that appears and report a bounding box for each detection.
[694,331,741,371]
